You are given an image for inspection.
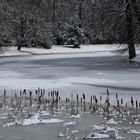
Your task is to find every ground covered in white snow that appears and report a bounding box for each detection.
[0,45,120,56]
[0,44,140,61]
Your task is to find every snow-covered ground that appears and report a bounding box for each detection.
[0,44,140,61]
[0,45,122,56]
[133,55,140,62]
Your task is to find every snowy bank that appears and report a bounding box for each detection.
[1,44,140,62]
[0,45,120,57]
[133,55,140,62]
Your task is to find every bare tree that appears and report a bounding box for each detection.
[125,0,136,59]
[131,0,140,26]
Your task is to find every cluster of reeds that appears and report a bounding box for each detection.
[0,88,140,122]
[63,89,140,122]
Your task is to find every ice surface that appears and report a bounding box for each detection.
[0,45,140,103]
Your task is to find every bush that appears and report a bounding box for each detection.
[54,22,86,47]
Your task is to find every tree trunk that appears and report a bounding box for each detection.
[52,0,56,22]
[17,43,22,51]
[131,0,140,26]
[79,0,82,20]
[17,15,26,51]
[125,0,136,59]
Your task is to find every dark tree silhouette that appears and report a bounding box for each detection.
[0,0,140,59]
[125,0,136,59]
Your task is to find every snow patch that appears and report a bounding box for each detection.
[127,129,140,134]
[92,124,106,131]
[106,119,118,125]
[23,114,63,126]
[86,132,109,139]
[70,114,80,119]
[63,121,76,127]
[3,113,63,127]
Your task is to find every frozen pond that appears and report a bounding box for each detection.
[0,53,140,139]
[0,54,140,97]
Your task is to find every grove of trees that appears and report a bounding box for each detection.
[0,0,140,59]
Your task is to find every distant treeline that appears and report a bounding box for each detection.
[0,0,140,51]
